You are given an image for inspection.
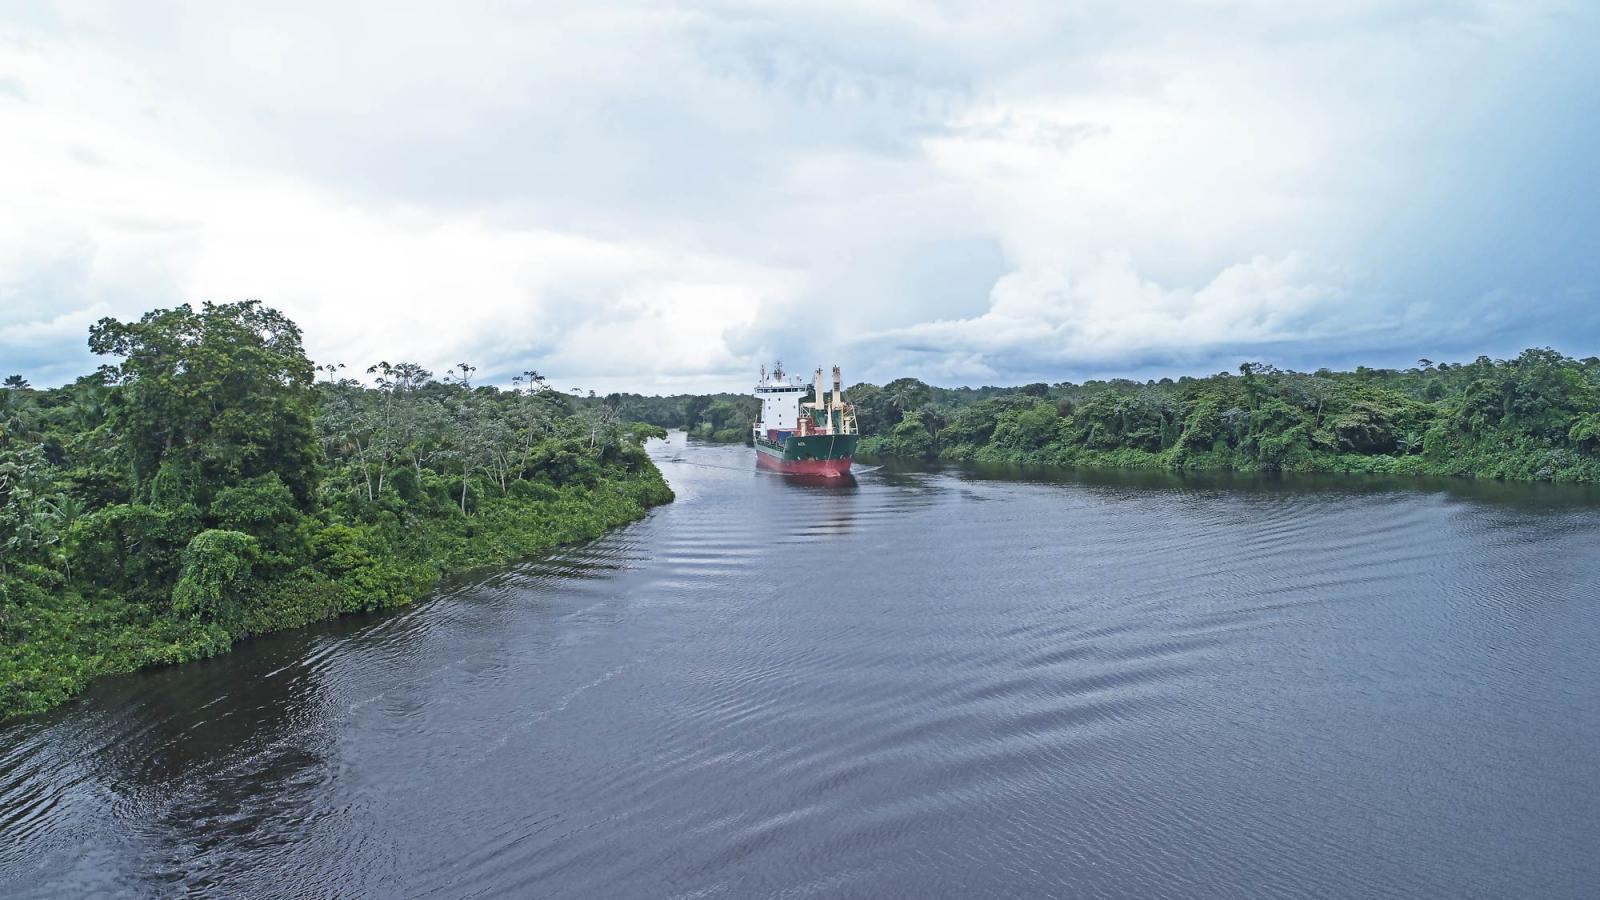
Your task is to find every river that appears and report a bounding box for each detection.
[3,432,1598,898]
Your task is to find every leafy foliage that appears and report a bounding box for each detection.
[848,350,1600,481]
[2,302,673,721]
[604,391,758,443]
[89,301,321,507]
[171,529,259,622]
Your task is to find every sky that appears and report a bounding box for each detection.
[2,1,1598,393]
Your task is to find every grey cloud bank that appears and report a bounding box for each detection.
[2,1,1597,392]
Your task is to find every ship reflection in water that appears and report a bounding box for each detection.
[767,470,859,489]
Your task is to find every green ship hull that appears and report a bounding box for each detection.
[754,433,859,476]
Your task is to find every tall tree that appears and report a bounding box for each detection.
[89,301,320,508]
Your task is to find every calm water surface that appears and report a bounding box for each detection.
[3,432,1599,898]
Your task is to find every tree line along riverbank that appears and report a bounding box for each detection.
[0,301,672,722]
[608,350,1600,481]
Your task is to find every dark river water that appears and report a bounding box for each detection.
[4,432,1599,898]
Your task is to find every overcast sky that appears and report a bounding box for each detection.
[3,1,1598,393]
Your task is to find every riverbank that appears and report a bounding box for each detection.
[1,465,672,722]
[850,349,1600,484]
[866,439,1600,483]
[1,300,686,723]
[687,424,750,444]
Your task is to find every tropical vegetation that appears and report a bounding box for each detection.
[605,392,758,443]
[1,301,671,721]
[848,351,1600,481]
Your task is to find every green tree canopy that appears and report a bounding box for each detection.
[89,300,320,508]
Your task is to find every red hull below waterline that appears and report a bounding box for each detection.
[755,453,853,477]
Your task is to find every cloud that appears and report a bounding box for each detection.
[849,0,1600,382]
[0,17,805,393]
[1,1,1597,391]
[860,253,1354,378]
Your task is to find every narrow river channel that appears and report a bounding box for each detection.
[3,432,1598,898]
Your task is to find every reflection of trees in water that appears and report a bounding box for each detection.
[118,642,328,784]
[83,628,347,890]
[934,457,1600,515]
[872,466,937,491]
[0,620,358,893]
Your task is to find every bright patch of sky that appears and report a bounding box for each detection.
[2,1,1597,391]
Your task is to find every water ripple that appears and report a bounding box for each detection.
[2,435,1599,899]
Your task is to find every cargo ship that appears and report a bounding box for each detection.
[752,363,859,476]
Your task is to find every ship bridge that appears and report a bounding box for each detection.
[753,367,807,433]
[752,363,857,442]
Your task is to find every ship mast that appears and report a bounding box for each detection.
[831,365,842,432]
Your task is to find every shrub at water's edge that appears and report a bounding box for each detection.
[0,301,672,722]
